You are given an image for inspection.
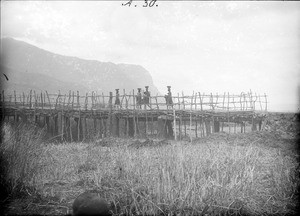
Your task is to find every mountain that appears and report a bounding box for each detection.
[0,37,160,95]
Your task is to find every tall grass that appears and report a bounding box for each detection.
[32,136,299,215]
[0,121,46,197]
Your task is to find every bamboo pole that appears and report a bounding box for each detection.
[179,115,182,140]
[189,91,194,142]
[72,91,74,110]
[45,91,51,109]
[69,116,73,142]
[182,91,186,110]
[85,93,88,110]
[14,90,17,107]
[173,108,177,141]
[145,107,148,137]
[76,91,80,109]
[264,93,267,111]
[133,89,136,137]
[178,93,180,110]
[194,92,197,110]
[210,93,214,110]
[199,92,203,111]
[61,94,66,142]
[29,90,32,109]
[195,117,198,138]
[23,92,25,107]
[102,92,105,108]
[78,110,81,141]
[227,92,230,134]
[41,92,44,110]
[240,92,243,111]
[223,92,226,110]
[151,113,154,135]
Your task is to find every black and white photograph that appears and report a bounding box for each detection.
[0,1,299,215]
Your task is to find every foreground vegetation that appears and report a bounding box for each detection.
[1,121,299,215]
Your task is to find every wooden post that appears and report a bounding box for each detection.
[133,89,136,137]
[179,115,182,140]
[223,92,226,110]
[29,90,32,109]
[155,94,159,110]
[14,90,17,107]
[227,92,230,133]
[189,91,194,142]
[69,116,73,142]
[77,111,81,141]
[41,92,44,110]
[173,109,177,141]
[199,92,203,111]
[46,91,51,109]
[94,111,97,138]
[22,92,25,108]
[201,116,205,137]
[264,93,267,111]
[77,91,80,109]
[101,117,105,137]
[83,115,87,141]
[182,91,186,110]
[178,93,180,110]
[195,117,198,138]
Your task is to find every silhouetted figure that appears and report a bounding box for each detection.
[115,89,120,108]
[108,92,113,108]
[72,191,110,216]
[165,86,173,109]
[136,88,142,109]
[143,86,151,109]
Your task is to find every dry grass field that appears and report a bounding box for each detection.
[1,113,299,216]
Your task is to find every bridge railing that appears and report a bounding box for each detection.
[0,90,268,112]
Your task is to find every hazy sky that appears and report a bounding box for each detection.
[1,1,300,112]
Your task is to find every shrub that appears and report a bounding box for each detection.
[0,121,45,198]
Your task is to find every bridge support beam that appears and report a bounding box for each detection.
[111,114,120,137]
[157,116,174,139]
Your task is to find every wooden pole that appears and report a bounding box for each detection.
[199,92,203,111]
[69,116,73,142]
[145,109,148,137]
[189,91,194,142]
[78,111,81,141]
[133,90,136,137]
[178,93,180,110]
[173,108,177,141]
[182,91,185,110]
[179,115,182,140]
[195,116,198,138]
[227,92,230,134]
[264,93,267,111]
[29,90,32,109]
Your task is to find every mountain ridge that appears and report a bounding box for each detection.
[0,37,160,95]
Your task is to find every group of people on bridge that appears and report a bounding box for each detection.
[110,86,174,109]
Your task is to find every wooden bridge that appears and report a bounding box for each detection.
[0,89,268,142]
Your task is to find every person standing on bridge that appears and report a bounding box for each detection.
[143,86,151,109]
[165,86,173,109]
[136,88,142,109]
[115,89,120,109]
